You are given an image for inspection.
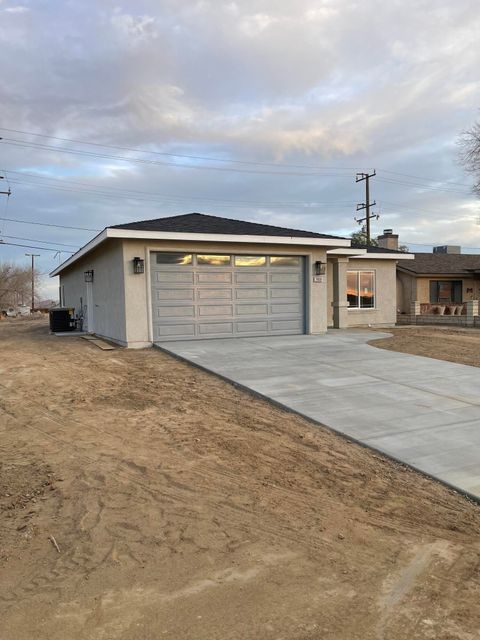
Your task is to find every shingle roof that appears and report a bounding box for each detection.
[351,242,412,255]
[398,252,480,274]
[110,212,345,240]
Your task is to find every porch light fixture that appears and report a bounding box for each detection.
[133,257,145,274]
[314,260,326,276]
[84,270,94,283]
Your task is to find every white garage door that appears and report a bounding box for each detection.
[150,252,306,341]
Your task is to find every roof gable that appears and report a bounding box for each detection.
[110,212,344,240]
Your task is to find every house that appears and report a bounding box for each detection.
[397,248,480,314]
[50,213,411,347]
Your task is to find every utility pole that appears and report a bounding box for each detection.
[25,253,40,313]
[355,170,378,245]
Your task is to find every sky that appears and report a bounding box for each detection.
[0,0,479,300]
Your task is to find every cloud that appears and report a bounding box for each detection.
[2,6,29,13]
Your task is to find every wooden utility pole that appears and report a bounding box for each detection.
[355,170,378,245]
[25,253,39,312]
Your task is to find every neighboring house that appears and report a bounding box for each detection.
[397,250,480,314]
[50,213,412,347]
[36,299,58,314]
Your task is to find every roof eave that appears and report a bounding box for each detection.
[107,228,349,246]
[353,252,414,260]
[50,229,108,277]
[50,228,351,277]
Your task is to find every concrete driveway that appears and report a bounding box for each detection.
[160,330,480,500]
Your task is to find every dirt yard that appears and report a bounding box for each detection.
[1,319,480,640]
[371,326,480,367]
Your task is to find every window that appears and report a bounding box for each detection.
[270,256,300,267]
[234,255,266,267]
[197,254,231,266]
[156,253,192,265]
[347,270,375,309]
[429,280,462,304]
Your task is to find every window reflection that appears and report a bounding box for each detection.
[234,256,266,267]
[270,256,300,267]
[197,254,231,266]
[156,253,192,265]
[347,271,375,309]
[347,271,359,307]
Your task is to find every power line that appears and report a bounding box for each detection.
[0,216,101,232]
[4,137,473,194]
[4,170,358,208]
[0,240,76,253]
[1,138,351,177]
[0,127,475,192]
[0,234,79,248]
[0,127,364,171]
[379,168,472,189]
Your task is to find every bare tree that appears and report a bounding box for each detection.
[0,262,39,309]
[458,118,480,195]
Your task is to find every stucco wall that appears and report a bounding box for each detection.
[121,239,329,347]
[396,271,417,314]
[327,257,397,327]
[59,240,127,344]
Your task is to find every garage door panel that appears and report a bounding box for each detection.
[236,304,269,315]
[235,288,268,299]
[154,271,194,284]
[270,272,301,284]
[270,319,304,332]
[197,288,233,300]
[236,321,269,333]
[197,272,232,284]
[271,302,303,314]
[154,288,194,301]
[270,288,302,299]
[152,253,305,341]
[156,305,195,318]
[198,304,234,316]
[198,322,234,335]
[155,324,196,338]
[235,272,267,284]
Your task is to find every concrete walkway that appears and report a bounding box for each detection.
[160,331,480,500]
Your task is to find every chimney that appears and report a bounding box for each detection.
[377,228,399,251]
[433,245,461,254]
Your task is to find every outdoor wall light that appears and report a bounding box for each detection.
[314,260,326,276]
[133,257,145,274]
[84,270,94,283]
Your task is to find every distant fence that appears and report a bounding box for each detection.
[397,300,479,327]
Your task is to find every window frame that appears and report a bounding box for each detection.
[347,269,376,310]
[429,280,462,304]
